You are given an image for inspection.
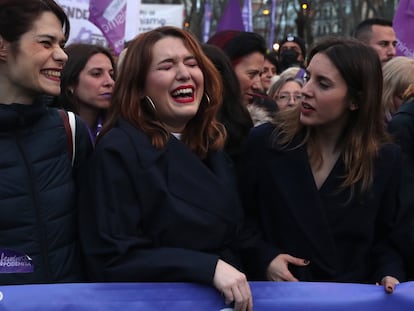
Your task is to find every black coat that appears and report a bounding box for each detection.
[388,98,414,279]
[0,101,92,285]
[79,119,249,284]
[239,123,405,283]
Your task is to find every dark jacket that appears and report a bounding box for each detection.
[0,101,92,285]
[239,123,405,283]
[79,118,250,283]
[388,98,414,279]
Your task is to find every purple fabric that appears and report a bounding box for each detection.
[203,1,212,43]
[0,282,413,310]
[393,0,414,57]
[242,0,253,31]
[88,0,126,55]
[216,0,245,32]
[268,0,277,50]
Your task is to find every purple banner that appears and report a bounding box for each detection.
[242,0,253,31]
[268,0,277,50]
[203,1,212,43]
[0,248,33,273]
[216,0,245,32]
[0,282,414,310]
[393,0,414,58]
[89,0,126,55]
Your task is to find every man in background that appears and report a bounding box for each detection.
[353,18,397,64]
[277,34,306,73]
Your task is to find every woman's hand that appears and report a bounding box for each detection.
[266,254,309,281]
[213,259,253,311]
[380,276,400,293]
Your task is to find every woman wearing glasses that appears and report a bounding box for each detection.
[268,67,304,111]
[239,37,404,293]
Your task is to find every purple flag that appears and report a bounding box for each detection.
[89,0,126,55]
[216,0,244,32]
[203,1,212,43]
[393,0,414,58]
[242,0,253,31]
[268,0,277,50]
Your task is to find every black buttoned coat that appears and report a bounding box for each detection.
[239,123,405,283]
[79,118,248,284]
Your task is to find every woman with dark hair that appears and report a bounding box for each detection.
[239,37,405,293]
[202,43,253,169]
[208,31,277,126]
[261,52,278,93]
[79,26,252,311]
[0,0,92,284]
[55,43,115,142]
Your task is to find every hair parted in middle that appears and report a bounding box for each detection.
[101,26,226,158]
[274,36,390,193]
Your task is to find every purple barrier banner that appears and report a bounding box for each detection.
[0,281,413,310]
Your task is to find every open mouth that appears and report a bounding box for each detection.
[171,86,195,103]
[41,69,61,80]
[302,102,314,110]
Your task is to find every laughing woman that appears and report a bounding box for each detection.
[79,26,252,311]
[0,0,92,285]
[239,37,405,293]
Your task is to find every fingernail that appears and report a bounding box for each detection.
[303,259,310,265]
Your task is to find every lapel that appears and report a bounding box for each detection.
[268,141,337,264]
[165,137,242,223]
[120,119,241,224]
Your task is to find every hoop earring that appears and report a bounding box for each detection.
[144,95,157,112]
[203,93,210,106]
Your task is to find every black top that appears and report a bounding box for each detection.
[239,122,405,283]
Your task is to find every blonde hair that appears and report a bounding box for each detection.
[382,56,414,118]
[402,83,414,100]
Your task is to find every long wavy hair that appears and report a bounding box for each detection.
[100,26,225,158]
[274,37,391,193]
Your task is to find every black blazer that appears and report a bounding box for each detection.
[388,99,414,278]
[239,123,405,283]
[79,118,247,284]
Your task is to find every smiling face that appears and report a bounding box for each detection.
[73,53,114,110]
[300,53,355,134]
[2,11,67,104]
[144,36,204,132]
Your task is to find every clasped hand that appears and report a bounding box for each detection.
[213,259,253,311]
